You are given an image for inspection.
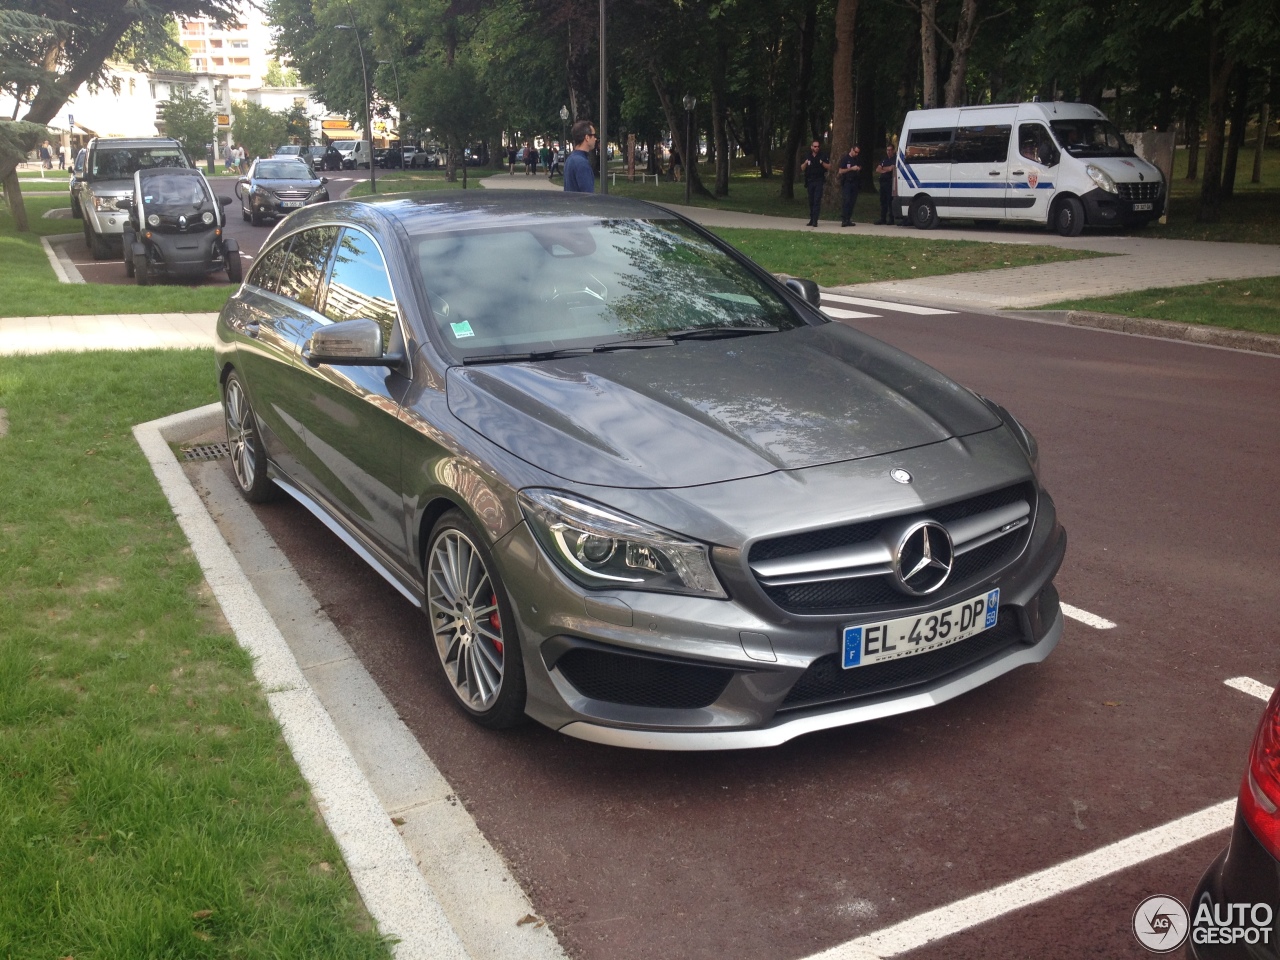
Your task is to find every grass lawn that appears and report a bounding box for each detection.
[0,196,232,317]
[346,169,466,198]
[1147,143,1280,245]
[1045,275,1280,336]
[0,349,391,958]
[709,227,1099,286]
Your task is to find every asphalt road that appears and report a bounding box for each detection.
[214,305,1279,960]
[58,172,366,285]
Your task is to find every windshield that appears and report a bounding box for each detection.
[1049,119,1130,158]
[89,146,189,180]
[255,161,314,180]
[141,174,210,209]
[414,218,806,359]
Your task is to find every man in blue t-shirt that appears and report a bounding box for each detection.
[563,120,597,194]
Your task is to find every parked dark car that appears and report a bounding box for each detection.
[317,144,346,172]
[118,166,239,285]
[235,157,330,226]
[68,147,87,218]
[214,191,1064,748]
[1188,684,1280,957]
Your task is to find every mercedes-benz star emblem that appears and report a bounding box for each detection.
[892,521,954,595]
[890,468,912,484]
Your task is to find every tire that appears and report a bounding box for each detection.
[1054,196,1085,237]
[89,225,112,260]
[910,197,938,229]
[83,219,92,250]
[71,197,82,220]
[250,204,263,227]
[123,230,135,277]
[134,254,149,285]
[241,206,250,222]
[224,241,242,283]
[221,371,277,503]
[425,510,526,729]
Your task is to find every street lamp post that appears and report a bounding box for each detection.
[682,94,697,206]
[378,59,403,167]
[598,0,607,194]
[559,104,569,165]
[336,23,375,193]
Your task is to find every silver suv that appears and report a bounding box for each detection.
[75,138,192,259]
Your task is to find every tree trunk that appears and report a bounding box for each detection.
[920,0,938,109]
[1185,101,1200,179]
[2,169,30,232]
[1222,64,1250,199]
[712,85,729,197]
[826,0,859,209]
[1253,102,1271,183]
[1198,26,1235,222]
[942,0,980,107]
[651,67,711,199]
[779,0,818,199]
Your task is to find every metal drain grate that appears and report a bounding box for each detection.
[182,442,229,462]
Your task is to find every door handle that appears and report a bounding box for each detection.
[988,170,1001,176]
[1011,169,1025,175]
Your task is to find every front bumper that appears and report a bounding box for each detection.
[137,230,225,277]
[1082,185,1165,226]
[497,485,1066,749]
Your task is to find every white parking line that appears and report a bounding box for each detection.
[822,306,880,320]
[1225,676,1275,702]
[801,798,1235,960]
[1060,603,1116,629]
[821,293,956,315]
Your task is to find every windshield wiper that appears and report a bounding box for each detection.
[664,325,778,341]
[462,347,594,365]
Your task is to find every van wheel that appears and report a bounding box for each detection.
[1054,197,1085,237]
[910,198,938,229]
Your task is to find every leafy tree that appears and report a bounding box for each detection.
[263,59,301,86]
[285,103,313,144]
[161,88,217,161]
[405,55,496,185]
[0,118,47,230]
[232,100,288,160]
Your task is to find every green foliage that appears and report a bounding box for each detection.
[285,103,314,145]
[232,100,289,161]
[114,16,192,73]
[1046,276,1280,335]
[263,59,302,87]
[161,89,218,160]
[0,120,48,170]
[405,56,496,153]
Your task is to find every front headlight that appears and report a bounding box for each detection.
[519,490,727,598]
[201,211,215,224]
[92,195,120,212]
[1086,164,1117,194]
[979,396,1039,470]
[146,214,160,227]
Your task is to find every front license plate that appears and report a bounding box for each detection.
[281,200,304,208]
[842,589,999,669]
[1133,202,1153,211]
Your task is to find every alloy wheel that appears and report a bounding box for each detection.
[223,378,257,492]
[427,530,506,711]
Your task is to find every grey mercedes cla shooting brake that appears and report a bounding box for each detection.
[214,192,1066,750]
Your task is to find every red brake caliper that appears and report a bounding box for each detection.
[488,593,503,655]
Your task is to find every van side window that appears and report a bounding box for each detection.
[1018,124,1057,166]
[247,239,291,293]
[905,128,952,163]
[322,228,398,342]
[953,125,1011,164]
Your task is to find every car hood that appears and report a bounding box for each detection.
[84,177,134,196]
[445,323,1000,488]
[1087,155,1162,183]
[255,177,321,189]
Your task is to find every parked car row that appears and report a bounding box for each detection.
[236,157,330,226]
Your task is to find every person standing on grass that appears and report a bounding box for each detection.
[58,144,67,169]
[874,144,896,224]
[800,139,830,227]
[564,120,597,194]
[837,144,862,227]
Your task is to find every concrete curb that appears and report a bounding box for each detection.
[1064,310,1280,357]
[41,232,84,284]
[133,404,474,960]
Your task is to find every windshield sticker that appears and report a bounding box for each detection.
[450,320,475,339]
[705,292,760,305]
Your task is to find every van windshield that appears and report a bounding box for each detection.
[1049,119,1131,158]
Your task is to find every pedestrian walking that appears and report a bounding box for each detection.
[874,145,896,224]
[800,139,830,227]
[507,143,517,175]
[57,144,67,170]
[238,145,248,175]
[224,144,235,174]
[39,140,53,169]
[547,143,561,178]
[563,120,597,194]
[837,144,862,227]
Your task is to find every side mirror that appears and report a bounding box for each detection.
[321,177,329,185]
[304,318,404,367]
[116,197,133,210]
[785,277,822,308]
[218,195,232,206]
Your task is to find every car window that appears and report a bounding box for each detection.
[140,173,212,208]
[952,125,1011,164]
[322,228,398,341]
[413,218,803,357]
[255,161,313,180]
[1049,118,1129,157]
[247,238,292,293]
[89,145,189,180]
[905,128,953,163]
[1018,124,1057,166]
[277,226,339,310]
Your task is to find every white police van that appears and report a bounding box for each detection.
[894,101,1164,235]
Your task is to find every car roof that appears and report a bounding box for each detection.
[321,191,678,236]
[91,138,182,149]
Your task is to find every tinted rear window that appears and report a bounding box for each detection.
[89,146,189,180]
[905,128,953,163]
[953,125,1011,164]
